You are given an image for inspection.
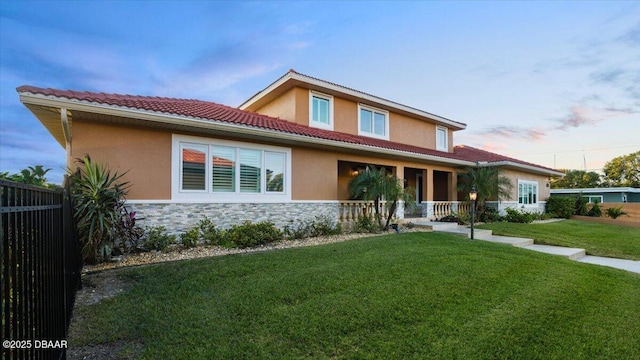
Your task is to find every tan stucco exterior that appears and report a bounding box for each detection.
[253,88,453,153]
[71,121,172,200]
[503,169,551,201]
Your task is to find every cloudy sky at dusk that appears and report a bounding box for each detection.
[1,1,639,184]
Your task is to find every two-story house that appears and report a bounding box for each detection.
[17,70,562,233]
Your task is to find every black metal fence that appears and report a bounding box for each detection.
[1,180,82,360]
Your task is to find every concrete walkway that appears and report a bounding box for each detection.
[413,221,640,275]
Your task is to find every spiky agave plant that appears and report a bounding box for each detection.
[69,156,130,264]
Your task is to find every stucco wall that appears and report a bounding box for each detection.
[502,169,551,201]
[71,121,172,200]
[254,87,297,123]
[253,87,454,153]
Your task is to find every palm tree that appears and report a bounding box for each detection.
[348,165,416,230]
[457,165,513,212]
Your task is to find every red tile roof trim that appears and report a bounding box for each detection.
[17,85,557,173]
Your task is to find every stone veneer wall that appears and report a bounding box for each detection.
[127,202,341,235]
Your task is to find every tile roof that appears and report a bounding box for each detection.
[453,145,559,173]
[17,85,558,174]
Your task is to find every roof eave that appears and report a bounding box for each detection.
[239,71,467,131]
[19,91,476,168]
[478,160,564,177]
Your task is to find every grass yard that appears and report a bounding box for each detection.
[70,232,640,359]
[478,219,640,260]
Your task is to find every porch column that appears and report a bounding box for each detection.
[449,170,458,201]
[423,168,435,220]
[425,168,433,201]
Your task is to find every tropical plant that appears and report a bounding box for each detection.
[586,200,602,217]
[457,165,513,213]
[69,156,130,264]
[348,165,416,230]
[605,206,628,219]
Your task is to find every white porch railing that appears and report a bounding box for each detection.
[421,201,471,220]
[339,200,389,223]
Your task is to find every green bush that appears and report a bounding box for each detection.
[180,228,199,248]
[605,206,628,219]
[198,217,226,246]
[438,214,460,223]
[310,215,342,237]
[545,197,574,219]
[587,201,602,217]
[353,215,381,233]
[224,221,283,248]
[503,208,535,223]
[143,226,176,251]
[479,207,501,223]
[284,219,314,239]
[574,195,589,216]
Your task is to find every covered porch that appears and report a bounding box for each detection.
[336,160,471,224]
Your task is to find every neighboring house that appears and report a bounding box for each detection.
[550,187,640,203]
[17,70,562,233]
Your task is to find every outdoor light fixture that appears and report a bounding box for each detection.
[469,186,477,240]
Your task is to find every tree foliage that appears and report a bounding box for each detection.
[0,165,58,188]
[348,165,415,230]
[602,151,640,188]
[457,165,513,212]
[551,169,602,189]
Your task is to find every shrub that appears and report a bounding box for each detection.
[438,214,460,223]
[545,197,574,219]
[503,208,535,223]
[284,215,342,239]
[198,217,225,246]
[284,220,313,240]
[605,206,628,219]
[353,215,381,233]
[143,226,176,251]
[180,228,199,248]
[574,195,589,216]
[479,207,501,223]
[586,201,602,218]
[310,215,342,237]
[224,221,283,248]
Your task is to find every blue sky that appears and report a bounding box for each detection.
[1,1,638,184]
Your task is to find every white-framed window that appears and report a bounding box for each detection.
[582,195,603,204]
[518,180,538,205]
[309,91,333,130]
[358,104,389,140]
[173,135,291,202]
[436,127,448,151]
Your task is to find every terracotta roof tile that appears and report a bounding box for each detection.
[17,85,557,173]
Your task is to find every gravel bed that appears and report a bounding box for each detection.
[83,227,431,273]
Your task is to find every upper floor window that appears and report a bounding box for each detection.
[358,104,389,140]
[309,91,333,130]
[518,180,538,205]
[436,127,448,151]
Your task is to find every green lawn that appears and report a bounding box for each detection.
[478,220,640,260]
[71,233,640,359]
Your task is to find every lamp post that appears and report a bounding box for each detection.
[469,186,477,240]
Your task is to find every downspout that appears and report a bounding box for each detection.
[61,108,72,169]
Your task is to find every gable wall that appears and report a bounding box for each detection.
[253,87,452,152]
